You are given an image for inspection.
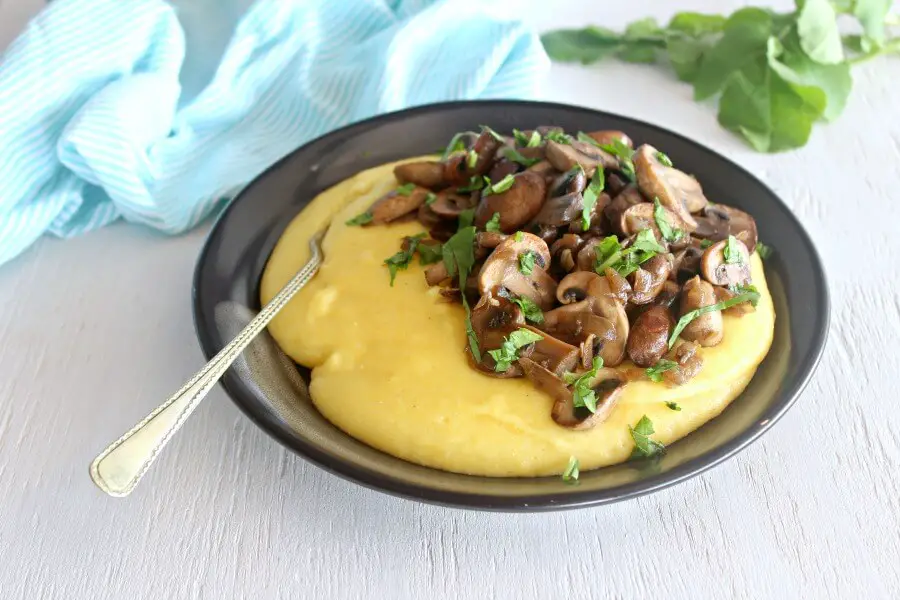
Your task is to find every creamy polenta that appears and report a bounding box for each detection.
[260,158,775,477]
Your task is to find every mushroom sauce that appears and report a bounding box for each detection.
[260,126,776,477]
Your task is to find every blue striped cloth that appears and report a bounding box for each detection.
[0,0,548,266]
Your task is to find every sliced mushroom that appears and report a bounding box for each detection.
[424,261,450,286]
[545,140,617,176]
[634,144,708,230]
[714,285,755,317]
[606,172,630,197]
[548,167,587,197]
[692,203,759,253]
[393,161,446,189]
[679,276,723,346]
[474,171,547,233]
[476,231,508,249]
[469,291,526,377]
[671,245,704,283]
[556,271,603,304]
[369,186,430,224]
[700,238,751,286]
[627,306,675,367]
[619,202,685,238]
[550,234,583,275]
[576,237,603,272]
[442,152,470,186]
[652,280,681,309]
[478,232,556,310]
[469,128,503,176]
[488,157,521,183]
[537,360,626,430]
[516,326,579,376]
[526,160,556,180]
[601,268,633,305]
[630,253,674,304]
[589,294,629,366]
[663,340,704,385]
[605,185,645,234]
[430,190,475,218]
[542,299,617,367]
[585,130,633,148]
[530,192,583,227]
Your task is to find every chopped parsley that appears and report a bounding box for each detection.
[466,149,478,169]
[497,288,544,324]
[417,241,443,265]
[594,229,665,277]
[545,129,572,144]
[457,208,475,230]
[440,132,467,161]
[513,128,542,148]
[486,174,515,195]
[514,231,524,242]
[653,198,683,243]
[345,211,373,226]
[756,241,773,260]
[599,138,636,181]
[699,239,714,249]
[457,175,486,193]
[383,233,425,286]
[424,192,437,205]
[656,151,673,167]
[562,456,580,484]
[502,147,541,167]
[581,167,605,231]
[480,124,505,142]
[629,415,666,459]
[646,359,678,383]
[665,401,682,411]
[730,284,761,307]
[518,250,538,276]
[575,131,599,146]
[668,288,762,347]
[442,226,480,361]
[562,357,604,413]
[724,235,743,264]
[395,183,416,196]
[485,212,502,233]
[487,328,543,372]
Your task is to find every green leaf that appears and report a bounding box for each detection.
[541,27,624,64]
[424,192,437,205]
[667,12,727,37]
[503,147,541,167]
[666,36,715,82]
[562,456,580,483]
[692,8,773,101]
[724,234,743,264]
[497,289,544,324]
[458,176,486,193]
[383,234,425,286]
[487,174,516,195]
[466,149,478,169]
[345,211,373,226]
[417,242,442,266]
[854,0,892,45]
[756,241,773,260]
[653,198,683,243]
[480,125,505,142]
[458,208,475,230]
[395,183,416,196]
[624,17,665,40]
[646,359,678,383]
[797,0,844,64]
[617,45,659,63]
[581,168,605,231]
[487,328,543,372]
[629,415,666,459]
[441,132,468,161]
[665,401,682,411]
[442,225,480,361]
[768,29,852,122]
[669,288,761,347]
[518,250,538,276]
[485,212,502,233]
[563,357,604,413]
[514,231,524,242]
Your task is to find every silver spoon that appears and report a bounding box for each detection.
[89,229,326,497]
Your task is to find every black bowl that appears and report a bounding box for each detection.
[192,100,829,511]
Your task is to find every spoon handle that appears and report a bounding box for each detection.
[89,232,324,497]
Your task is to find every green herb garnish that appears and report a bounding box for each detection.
[487,328,544,372]
[756,241,773,260]
[646,359,678,383]
[724,234,743,264]
[480,125,505,142]
[514,128,542,148]
[730,283,761,307]
[383,233,426,286]
[595,229,665,277]
[541,3,898,152]
[514,231,525,242]
[345,211,373,226]
[425,192,437,205]
[487,174,516,195]
[653,198,683,243]
[417,242,443,265]
[668,288,761,347]
[629,415,666,459]
[545,129,572,144]
[599,138,636,180]
[665,401,682,411]
[466,149,478,169]
[656,151,674,167]
[485,212,502,232]
[562,456,580,483]
[395,183,416,196]
[442,226,480,361]
[458,208,475,230]
[503,147,542,167]
[581,168,605,231]
[518,250,538,275]
[699,239,714,249]
[496,288,544,324]
[457,175,486,193]
[440,132,468,161]
[562,357,604,413]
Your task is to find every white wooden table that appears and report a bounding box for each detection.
[2,1,898,598]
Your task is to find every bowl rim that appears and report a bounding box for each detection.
[191,99,830,511]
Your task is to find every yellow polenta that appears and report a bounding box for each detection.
[260,157,775,477]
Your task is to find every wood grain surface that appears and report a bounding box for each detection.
[1,1,898,598]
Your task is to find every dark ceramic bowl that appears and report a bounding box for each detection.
[192,100,829,511]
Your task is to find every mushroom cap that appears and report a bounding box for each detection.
[700,238,752,286]
[589,294,629,367]
[542,299,620,368]
[605,185,645,234]
[693,203,759,253]
[487,157,521,183]
[469,291,527,377]
[369,186,430,224]
[430,189,475,217]
[519,325,580,377]
[393,161,446,189]
[663,340,704,385]
[556,271,604,304]
[630,253,674,304]
[424,261,450,286]
[549,167,587,198]
[619,202,686,238]
[545,140,617,176]
[475,231,508,249]
[584,130,633,149]
[713,285,755,317]
[530,192,583,228]
[478,232,556,310]
[634,144,709,230]
[671,245,704,284]
[474,171,547,233]
[679,276,724,346]
[627,306,675,367]
[549,363,626,430]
